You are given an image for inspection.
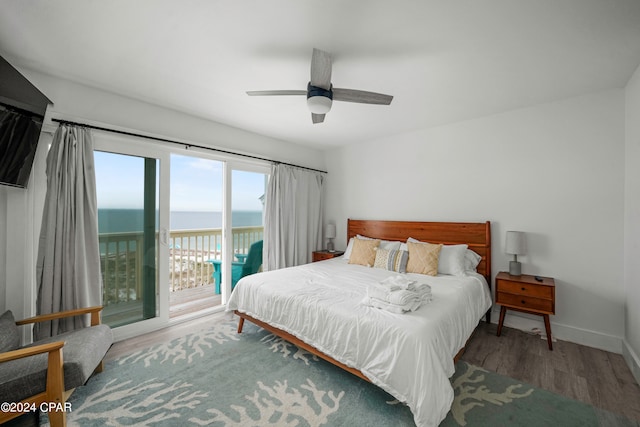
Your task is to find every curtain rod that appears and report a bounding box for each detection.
[1,102,45,121]
[51,118,328,174]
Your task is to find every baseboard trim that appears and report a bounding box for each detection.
[492,308,622,354]
[622,340,640,386]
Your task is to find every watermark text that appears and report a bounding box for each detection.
[1,401,72,413]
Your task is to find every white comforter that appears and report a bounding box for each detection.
[226,257,492,427]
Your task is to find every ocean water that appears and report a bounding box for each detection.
[98,209,263,233]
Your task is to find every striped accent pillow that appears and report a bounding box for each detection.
[373,248,409,273]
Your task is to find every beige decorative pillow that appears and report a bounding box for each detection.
[348,238,380,267]
[406,241,443,276]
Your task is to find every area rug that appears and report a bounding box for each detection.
[41,319,636,427]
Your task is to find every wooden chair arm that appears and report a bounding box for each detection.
[0,341,67,427]
[0,341,64,364]
[16,306,104,327]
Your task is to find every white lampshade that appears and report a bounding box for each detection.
[505,231,526,255]
[325,223,336,239]
[307,96,332,114]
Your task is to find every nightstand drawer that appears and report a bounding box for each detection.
[312,250,345,262]
[496,292,554,313]
[313,252,334,262]
[498,280,553,299]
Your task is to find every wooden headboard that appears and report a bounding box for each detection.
[347,219,492,284]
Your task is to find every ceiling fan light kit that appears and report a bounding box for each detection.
[247,48,393,124]
[306,83,333,114]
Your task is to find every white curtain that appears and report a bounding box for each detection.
[34,124,102,340]
[264,164,324,270]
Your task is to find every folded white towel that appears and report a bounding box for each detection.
[387,289,422,306]
[413,283,432,298]
[361,297,407,313]
[368,284,394,302]
[380,275,416,290]
[371,280,431,300]
[362,296,427,313]
[363,276,433,313]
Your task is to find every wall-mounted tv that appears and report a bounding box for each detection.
[0,54,52,189]
[0,105,43,188]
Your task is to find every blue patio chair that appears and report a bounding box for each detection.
[206,257,245,294]
[240,240,263,279]
[207,240,263,294]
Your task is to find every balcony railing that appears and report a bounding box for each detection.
[99,226,264,307]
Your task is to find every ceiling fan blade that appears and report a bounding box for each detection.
[312,113,325,124]
[246,90,306,96]
[310,48,332,90]
[333,88,393,105]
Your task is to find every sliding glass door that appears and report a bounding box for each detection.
[168,154,224,318]
[94,152,161,327]
[92,131,269,336]
[93,133,170,338]
[230,168,268,284]
[167,158,269,312]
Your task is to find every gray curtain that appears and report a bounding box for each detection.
[264,164,324,270]
[34,124,102,340]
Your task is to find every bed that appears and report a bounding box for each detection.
[227,219,492,427]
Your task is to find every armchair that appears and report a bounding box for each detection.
[0,306,113,427]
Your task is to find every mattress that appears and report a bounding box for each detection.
[227,256,492,427]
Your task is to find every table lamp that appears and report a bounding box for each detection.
[505,231,526,276]
[326,224,336,251]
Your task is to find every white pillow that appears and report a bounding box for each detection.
[344,235,401,260]
[407,237,468,276]
[464,249,482,271]
[438,244,468,276]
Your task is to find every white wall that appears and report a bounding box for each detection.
[0,130,50,326]
[324,89,626,352]
[0,187,6,309]
[624,63,640,383]
[23,70,325,171]
[0,71,325,321]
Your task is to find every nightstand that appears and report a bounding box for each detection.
[495,271,556,350]
[312,250,345,262]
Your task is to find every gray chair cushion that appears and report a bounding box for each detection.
[0,310,20,352]
[0,324,113,403]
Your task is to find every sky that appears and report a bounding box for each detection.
[94,151,266,211]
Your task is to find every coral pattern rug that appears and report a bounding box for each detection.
[41,319,635,426]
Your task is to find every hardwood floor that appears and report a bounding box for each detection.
[102,285,222,327]
[106,314,640,424]
[168,284,221,319]
[462,321,640,423]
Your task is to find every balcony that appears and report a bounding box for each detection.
[100,226,263,327]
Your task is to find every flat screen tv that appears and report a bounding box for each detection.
[0,106,43,188]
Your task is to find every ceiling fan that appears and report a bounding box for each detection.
[247,48,393,124]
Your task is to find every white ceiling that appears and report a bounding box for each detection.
[1,0,640,149]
